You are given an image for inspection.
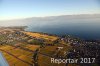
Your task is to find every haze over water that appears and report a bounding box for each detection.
[0,15,100,40]
[0,0,100,40]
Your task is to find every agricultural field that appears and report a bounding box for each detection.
[0,29,70,66]
[23,32,58,41]
[0,44,40,66]
[0,28,99,66]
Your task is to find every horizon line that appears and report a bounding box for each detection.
[0,13,100,21]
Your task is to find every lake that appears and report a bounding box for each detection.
[0,15,100,40]
[26,17,100,40]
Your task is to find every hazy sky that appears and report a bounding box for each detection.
[0,0,100,20]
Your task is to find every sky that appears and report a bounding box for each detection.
[0,0,100,20]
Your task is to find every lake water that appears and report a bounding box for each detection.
[26,18,100,40]
[0,16,100,40]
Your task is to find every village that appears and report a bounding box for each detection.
[0,26,99,66]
